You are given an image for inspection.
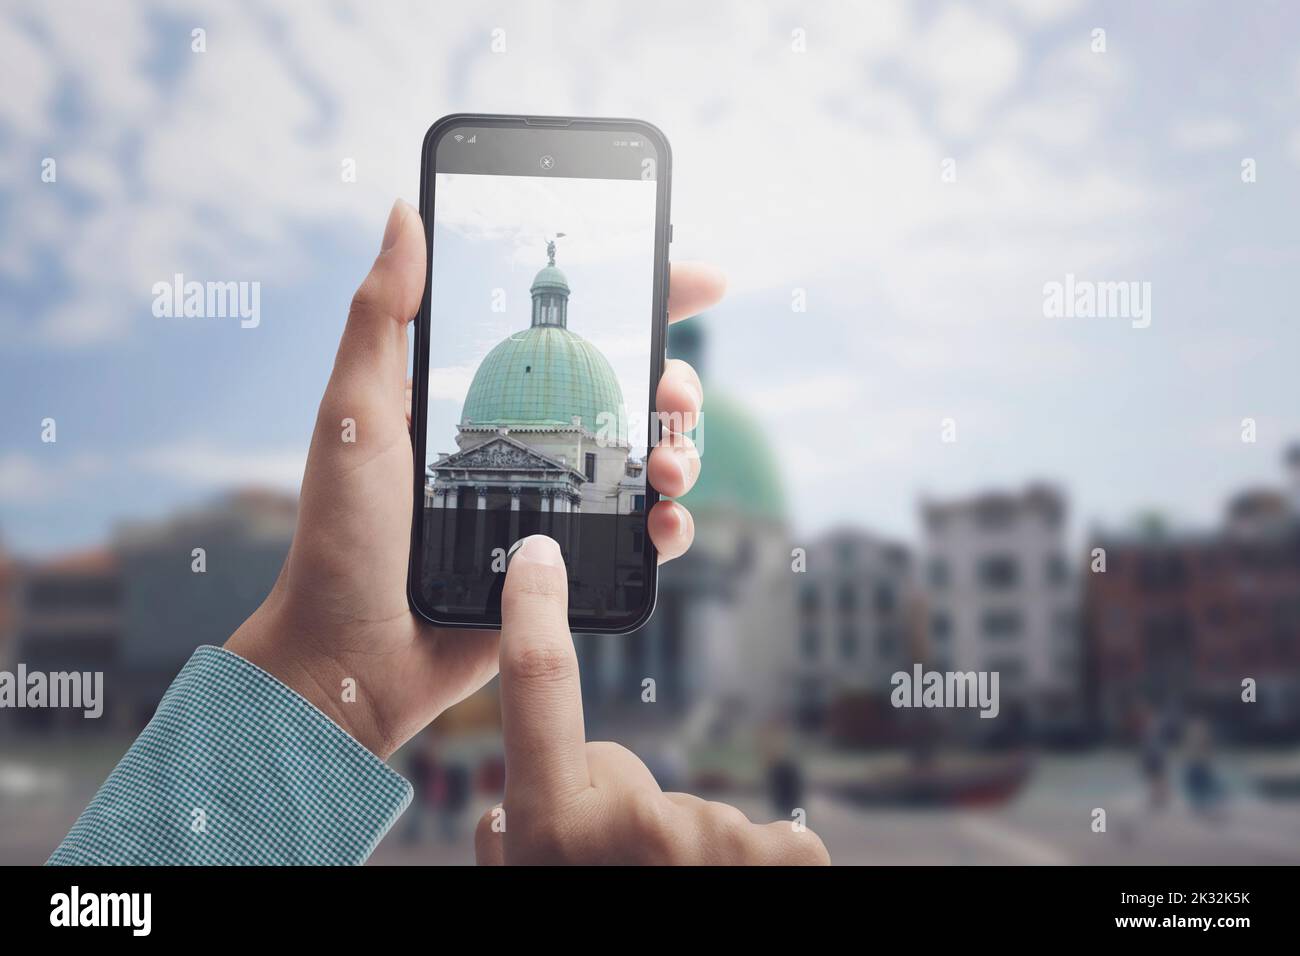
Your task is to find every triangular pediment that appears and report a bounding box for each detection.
[430,435,575,475]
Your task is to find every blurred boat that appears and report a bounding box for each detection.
[1243,750,1300,799]
[827,751,1034,808]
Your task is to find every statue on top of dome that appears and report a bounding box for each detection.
[546,232,566,266]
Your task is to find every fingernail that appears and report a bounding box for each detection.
[511,534,563,568]
[675,449,692,486]
[380,199,405,252]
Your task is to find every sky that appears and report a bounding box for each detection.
[2,0,1300,557]
[425,172,657,461]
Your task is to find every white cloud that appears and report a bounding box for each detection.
[745,373,864,417]
[1287,129,1300,164]
[434,174,657,271]
[0,452,109,503]
[1,0,1158,360]
[997,0,1085,24]
[0,441,305,505]
[0,437,309,504]
[0,23,55,136]
[907,3,1024,137]
[1170,117,1244,151]
[0,453,52,502]
[3,0,1201,543]
[426,364,479,403]
[133,440,306,490]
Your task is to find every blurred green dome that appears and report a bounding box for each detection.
[669,317,785,523]
[461,325,628,442]
[676,393,785,522]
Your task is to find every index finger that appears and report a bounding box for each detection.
[497,535,591,802]
[668,261,727,323]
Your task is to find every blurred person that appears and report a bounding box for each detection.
[439,758,470,842]
[1182,717,1226,822]
[1137,703,1174,811]
[402,731,442,845]
[637,740,689,794]
[761,721,805,820]
[475,752,506,796]
[46,200,827,866]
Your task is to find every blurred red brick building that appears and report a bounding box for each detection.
[1085,447,1300,741]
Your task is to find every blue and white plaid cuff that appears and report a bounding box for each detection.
[48,644,412,866]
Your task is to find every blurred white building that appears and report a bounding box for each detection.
[921,485,1082,738]
[791,529,916,735]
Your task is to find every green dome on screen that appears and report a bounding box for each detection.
[461,326,627,440]
[461,241,628,443]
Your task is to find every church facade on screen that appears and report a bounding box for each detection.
[424,239,647,532]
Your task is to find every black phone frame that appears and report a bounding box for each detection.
[407,113,672,634]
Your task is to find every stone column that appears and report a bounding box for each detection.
[570,497,582,567]
[474,484,488,567]
[559,492,575,553]
[443,486,459,573]
[508,485,522,544]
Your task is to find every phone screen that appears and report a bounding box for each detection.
[411,119,669,632]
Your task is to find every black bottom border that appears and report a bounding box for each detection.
[6,864,1280,941]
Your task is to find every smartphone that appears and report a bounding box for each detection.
[408,114,672,633]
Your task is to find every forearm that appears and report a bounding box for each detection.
[48,645,411,866]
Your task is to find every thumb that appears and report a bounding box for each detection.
[498,535,591,802]
[329,199,426,413]
[309,199,425,469]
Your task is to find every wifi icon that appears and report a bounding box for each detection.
[453,134,464,143]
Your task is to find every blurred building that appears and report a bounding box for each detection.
[575,317,794,745]
[1086,445,1300,741]
[6,490,295,732]
[10,548,121,729]
[792,529,917,741]
[0,536,14,667]
[113,489,296,724]
[921,485,1082,740]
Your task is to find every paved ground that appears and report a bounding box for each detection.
[368,749,1300,865]
[6,738,1300,866]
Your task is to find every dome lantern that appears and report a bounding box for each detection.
[461,234,628,444]
[531,234,570,328]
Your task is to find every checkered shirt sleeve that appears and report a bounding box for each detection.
[47,645,412,865]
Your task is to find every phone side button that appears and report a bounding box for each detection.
[662,265,671,324]
[669,223,674,243]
